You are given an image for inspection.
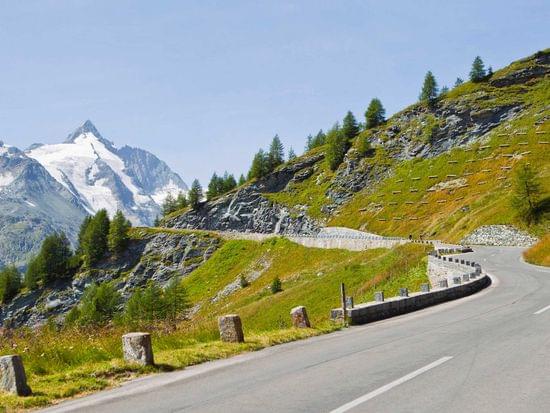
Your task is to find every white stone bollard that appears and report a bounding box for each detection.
[290,306,311,328]
[218,314,245,343]
[0,355,32,396]
[122,333,154,366]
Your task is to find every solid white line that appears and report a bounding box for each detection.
[329,356,453,413]
[534,304,550,315]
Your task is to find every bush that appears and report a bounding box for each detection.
[0,266,21,303]
[239,275,249,288]
[270,276,282,294]
[69,283,122,326]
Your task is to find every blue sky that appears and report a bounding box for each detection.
[1,0,548,185]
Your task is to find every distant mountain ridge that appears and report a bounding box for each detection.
[0,121,187,267]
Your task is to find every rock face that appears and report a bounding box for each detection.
[461,225,538,247]
[0,355,32,396]
[0,230,220,328]
[290,306,311,328]
[218,314,245,343]
[122,333,154,366]
[166,154,323,235]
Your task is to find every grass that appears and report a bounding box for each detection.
[523,235,550,267]
[0,240,429,410]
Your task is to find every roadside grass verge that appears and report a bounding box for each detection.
[523,235,550,267]
[0,240,429,410]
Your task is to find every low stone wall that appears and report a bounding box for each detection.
[346,274,490,325]
[332,251,489,325]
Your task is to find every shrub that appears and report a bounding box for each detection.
[71,283,122,326]
[0,266,21,303]
[270,276,282,294]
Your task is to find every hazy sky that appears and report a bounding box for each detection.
[1,0,548,185]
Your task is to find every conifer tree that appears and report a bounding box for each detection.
[0,266,21,304]
[287,147,296,160]
[325,125,347,171]
[365,98,386,129]
[108,210,131,255]
[82,210,110,267]
[268,135,285,171]
[248,149,268,180]
[469,56,486,82]
[175,191,188,209]
[162,193,177,216]
[357,136,372,156]
[238,174,246,186]
[222,172,237,193]
[76,215,92,254]
[305,134,313,151]
[188,179,203,210]
[24,256,41,290]
[342,111,360,140]
[75,282,121,325]
[419,71,439,104]
[163,277,189,324]
[512,163,542,224]
[454,77,464,87]
[38,232,73,283]
[207,173,221,200]
[440,85,449,95]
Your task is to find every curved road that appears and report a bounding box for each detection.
[43,246,550,413]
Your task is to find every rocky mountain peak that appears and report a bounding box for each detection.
[64,119,115,148]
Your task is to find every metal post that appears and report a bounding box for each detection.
[340,282,347,323]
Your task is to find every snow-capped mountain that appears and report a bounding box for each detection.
[26,120,187,226]
[0,141,87,268]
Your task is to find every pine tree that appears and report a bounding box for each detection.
[175,192,188,209]
[248,149,268,180]
[162,193,177,216]
[268,135,285,171]
[222,172,237,193]
[357,136,372,156]
[238,174,246,186]
[440,85,449,95]
[454,77,464,87]
[188,179,203,210]
[108,210,131,255]
[270,276,282,294]
[365,98,386,129]
[325,125,347,171]
[419,71,439,104]
[39,233,73,284]
[24,255,42,290]
[207,173,221,200]
[82,211,110,267]
[0,266,21,304]
[511,163,541,224]
[76,215,92,254]
[163,277,189,324]
[75,283,121,326]
[287,147,296,161]
[487,66,493,77]
[305,134,313,151]
[342,111,360,140]
[469,56,486,82]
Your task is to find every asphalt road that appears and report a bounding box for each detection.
[43,246,550,413]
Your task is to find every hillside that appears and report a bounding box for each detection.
[167,50,550,243]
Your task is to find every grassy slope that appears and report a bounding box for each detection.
[266,52,550,241]
[523,235,550,266]
[0,238,428,409]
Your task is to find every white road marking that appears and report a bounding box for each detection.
[534,305,550,315]
[329,356,453,413]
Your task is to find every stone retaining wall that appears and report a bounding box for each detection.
[332,251,490,325]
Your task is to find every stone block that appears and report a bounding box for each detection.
[218,314,245,343]
[462,274,470,282]
[453,277,462,285]
[345,296,354,309]
[374,291,384,302]
[0,355,31,396]
[439,279,449,288]
[399,288,409,297]
[330,308,345,322]
[290,306,311,328]
[122,333,154,366]
[420,283,430,293]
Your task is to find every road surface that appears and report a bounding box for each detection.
[43,246,550,412]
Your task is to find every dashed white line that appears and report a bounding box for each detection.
[534,305,550,315]
[329,356,453,413]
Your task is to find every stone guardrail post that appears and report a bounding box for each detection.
[290,306,311,328]
[399,288,409,297]
[453,277,462,285]
[122,333,154,366]
[0,355,32,396]
[218,314,245,343]
[439,279,449,288]
[420,283,430,292]
[374,291,384,302]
